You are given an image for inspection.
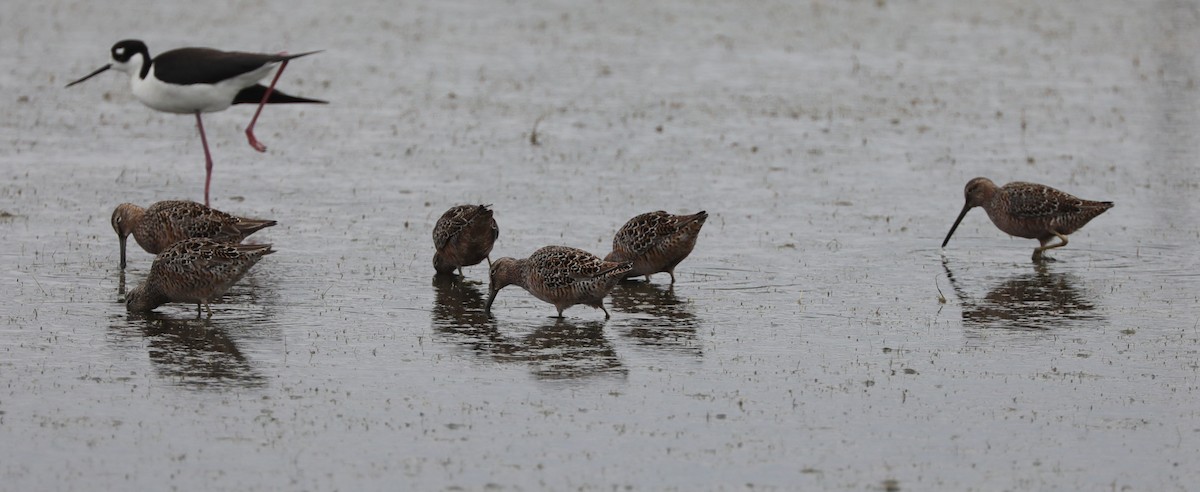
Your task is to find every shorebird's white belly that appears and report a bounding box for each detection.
[129,63,277,114]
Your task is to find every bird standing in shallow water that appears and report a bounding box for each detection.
[125,238,274,317]
[112,200,276,270]
[604,210,707,284]
[486,246,633,319]
[433,204,499,276]
[941,177,1113,261]
[66,39,325,206]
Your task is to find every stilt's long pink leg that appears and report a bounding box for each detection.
[245,58,290,152]
[196,111,214,207]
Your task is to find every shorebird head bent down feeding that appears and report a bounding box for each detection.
[942,177,1113,261]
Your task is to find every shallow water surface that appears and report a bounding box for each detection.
[2,0,1199,490]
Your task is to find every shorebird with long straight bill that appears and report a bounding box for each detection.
[486,246,632,319]
[67,39,325,206]
[125,238,274,318]
[941,177,1113,261]
[112,200,276,270]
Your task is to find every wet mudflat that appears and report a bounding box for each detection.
[2,0,1199,490]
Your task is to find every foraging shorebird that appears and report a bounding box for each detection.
[486,246,632,319]
[433,204,499,276]
[66,39,325,206]
[125,238,274,317]
[112,200,276,270]
[941,178,1113,261]
[604,210,707,283]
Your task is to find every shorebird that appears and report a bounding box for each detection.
[941,177,1113,261]
[604,210,707,283]
[66,39,325,206]
[433,204,499,276]
[112,200,276,270]
[125,238,274,317]
[486,246,632,319]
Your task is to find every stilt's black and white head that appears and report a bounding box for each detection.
[66,39,151,87]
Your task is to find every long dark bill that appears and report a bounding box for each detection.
[65,64,112,88]
[484,289,498,315]
[941,203,973,248]
[119,234,127,270]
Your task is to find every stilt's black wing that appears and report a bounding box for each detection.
[153,48,320,86]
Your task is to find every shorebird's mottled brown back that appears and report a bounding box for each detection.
[994,182,1114,238]
[113,200,275,269]
[126,237,274,315]
[605,210,707,282]
[527,246,630,292]
[433,204,498,275]
[487,245,632,318]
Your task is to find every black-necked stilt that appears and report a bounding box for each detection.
[67,39,325,206]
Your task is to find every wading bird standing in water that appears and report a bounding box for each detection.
[432,204,499,277]
[67,39,325,206]
[111,200,276,270]
[486,246,632,319]
[605,210,708,284]
[941,177,1113,261]
[125,238,274,318]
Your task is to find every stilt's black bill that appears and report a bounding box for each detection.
[941,203,973,248]
[65,64,112,88]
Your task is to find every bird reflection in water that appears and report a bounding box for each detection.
[517,319,623,380]
[431,275,625,379]
[116,312,266,389]
[431,274,493,330]
[942,258,1100,331]
[607,281,701,356]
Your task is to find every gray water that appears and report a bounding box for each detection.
[2,0,1199,490]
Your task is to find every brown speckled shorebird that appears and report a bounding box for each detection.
[433,204,499,276]
[112,200,276,270]
[126,237,274,317]
[486,246,633,319]
[942,177,1113,261]
[604,210,708,283]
